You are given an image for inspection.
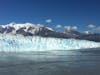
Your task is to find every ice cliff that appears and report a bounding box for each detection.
[0,35,100,52]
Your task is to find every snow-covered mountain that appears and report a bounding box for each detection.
[0,23,54,36]
[0,23,100,42]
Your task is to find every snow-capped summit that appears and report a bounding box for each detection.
[0,23,54,36]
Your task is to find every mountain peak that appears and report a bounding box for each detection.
[0,23,54,36]
[0,23,100,42]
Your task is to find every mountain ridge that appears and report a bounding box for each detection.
[0,23,100,42]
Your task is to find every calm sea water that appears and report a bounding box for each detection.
[0,48,100,75]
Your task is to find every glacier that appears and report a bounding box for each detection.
[0,34,100,52]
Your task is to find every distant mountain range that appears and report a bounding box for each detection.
[0,23,100,42]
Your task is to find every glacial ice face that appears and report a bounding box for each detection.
[0,34,100,52]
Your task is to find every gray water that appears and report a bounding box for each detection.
[0,48,100,75]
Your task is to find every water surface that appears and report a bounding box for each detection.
[0,48,100,75]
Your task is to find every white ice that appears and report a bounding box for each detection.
[0,34,100,52]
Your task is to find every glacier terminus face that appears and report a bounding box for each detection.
[0,34,100,52]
